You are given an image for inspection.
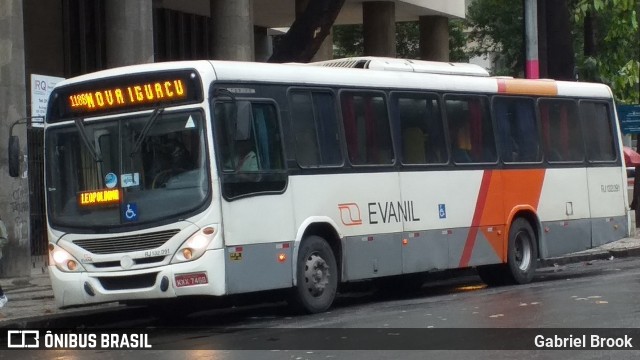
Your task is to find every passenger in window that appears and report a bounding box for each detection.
[451,119,473,163]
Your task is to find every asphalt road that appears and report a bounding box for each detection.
[4,257,640,359]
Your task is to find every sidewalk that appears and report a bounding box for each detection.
[1,235,640,329]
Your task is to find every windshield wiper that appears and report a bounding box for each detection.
[130,107,164,157]
[74,117,102,163]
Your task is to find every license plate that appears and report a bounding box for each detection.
[175,272,208,287]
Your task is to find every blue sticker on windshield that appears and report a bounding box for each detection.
[105,172,118,188]
[123,203,138,222]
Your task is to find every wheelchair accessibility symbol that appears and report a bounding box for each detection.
[438,204,446,219]
[123,203,138,222]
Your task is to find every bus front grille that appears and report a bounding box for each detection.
[98,273,159,290]
[73,229,180,254]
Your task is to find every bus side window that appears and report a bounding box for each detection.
[445,95,496,164]
[341,92,394,166]
[580,101,616,162]
[290,90,342,168]
[539,99,584,163]
[395,94,447,165]
[494,96,540,163]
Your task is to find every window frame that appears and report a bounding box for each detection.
[443,93,498,166]
[492,95,543,165]
[287,87,345,169]
[578,99,619,164]
[390,90,450,167]
[537,97,586,165]
[338,89,396,167]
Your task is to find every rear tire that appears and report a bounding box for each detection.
[477,218,537,286]
[290,236,338,314]
[505,218,537,284]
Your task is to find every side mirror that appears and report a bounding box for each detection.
[8,135,20,177]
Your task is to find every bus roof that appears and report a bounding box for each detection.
[54,59,613,100]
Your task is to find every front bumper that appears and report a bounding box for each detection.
[49,249,226,308]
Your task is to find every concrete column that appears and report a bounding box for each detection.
[295,0,333,62]
[363,1,396,57]
[105,0,154,68]
[254,26,272,62]
[210,0,254,61]
[0,0,31,277]
[419,15,449,62]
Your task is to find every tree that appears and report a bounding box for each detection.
[466,0,524,76]
[269,0,345,63]
[466,0,638,104]
[574,0,639,104]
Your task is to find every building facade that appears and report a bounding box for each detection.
[0,0,464,276]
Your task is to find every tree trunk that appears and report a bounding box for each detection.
[544,0,574,80]
[268,0,345,63]
[583,11,597,57]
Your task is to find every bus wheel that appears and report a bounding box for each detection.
[477,218,537,286]
[290,235,338,314]
[505,218,538,284]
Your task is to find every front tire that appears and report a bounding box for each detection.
[290,236,338,314]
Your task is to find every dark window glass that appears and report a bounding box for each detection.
[290,91,342,167]
[539,99,584,162]
[581,101,616,162]
[340,92,394,165]
[393,93,447,164]
[444,95,496,164]
[214,100,286,199]
[494,97,541,163]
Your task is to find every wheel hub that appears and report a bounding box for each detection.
[304,254,330,297]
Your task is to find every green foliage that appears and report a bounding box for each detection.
[465,0,524,76]
[395,22,420,59]
[574,0,639,104]
[449,19,470,63]
[332,24,363,58]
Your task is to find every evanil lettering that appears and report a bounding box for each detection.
[68,79,186,111]
[368,201,420,224]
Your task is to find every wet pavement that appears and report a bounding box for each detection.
[1,233,640,329]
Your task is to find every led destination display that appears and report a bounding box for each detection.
[47,70,202,122]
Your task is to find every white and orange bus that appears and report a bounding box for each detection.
[31,57,628,313]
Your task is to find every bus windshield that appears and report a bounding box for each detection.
[45,110,209,230]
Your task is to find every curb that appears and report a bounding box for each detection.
[539,246,640,267]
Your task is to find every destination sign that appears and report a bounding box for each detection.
[48,70,202,122]
[68,79,187,112]
[78,189,121,207]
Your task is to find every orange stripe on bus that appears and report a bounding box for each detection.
[497,78,558,96]
[459,169,546,266]
[459,170,493,267]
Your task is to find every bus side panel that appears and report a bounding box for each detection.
[537,168,592,258]
[289,173,403,282]
[225,242,293,294]
[343,233,403,280]
[540,219,592,258]
[400,229,448,274]
[399,170,487,271]
[586,166,628,247]
[220,192,296,293]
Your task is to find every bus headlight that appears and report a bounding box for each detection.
[171,226,216,263]
[48,243,85,272]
